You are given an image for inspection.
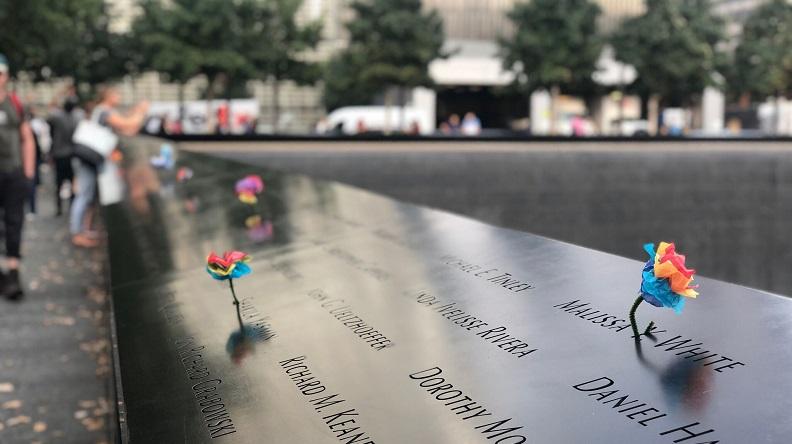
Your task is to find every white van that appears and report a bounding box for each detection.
[324,106,433,135]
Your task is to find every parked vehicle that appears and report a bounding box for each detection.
[325,106,433,135]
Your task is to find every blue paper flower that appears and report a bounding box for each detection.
[640,257,685,313]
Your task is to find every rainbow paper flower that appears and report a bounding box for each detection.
[176,167,194,183]
[640,242,698,314]
[235,175,265,204]
[245,215,274,242]
[206,251,252,306]
[629,242,698,339]
[206,251,252,281]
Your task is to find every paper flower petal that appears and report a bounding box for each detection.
[206,251,252,281]
[639,242,698,313]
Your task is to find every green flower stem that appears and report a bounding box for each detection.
[629,295,643,339]
[629,295,656,340]
[229,279,240,306]
[234,302,245,331]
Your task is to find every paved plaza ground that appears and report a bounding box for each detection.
[0,168,112,444]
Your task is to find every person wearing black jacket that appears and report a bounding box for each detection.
[47,97,79,216]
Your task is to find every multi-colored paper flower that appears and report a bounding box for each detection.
[176,167,194,183]
[245,215,274,242]
[639,242,698,313]
[206,251,252,281]
[235,175,265,204]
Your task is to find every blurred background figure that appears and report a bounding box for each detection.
[47,94,80,216]
[0,52,35,299]
[447,114,461,134]
[69,86,148,248]
[26,106,44,217]
[461,112,481,136]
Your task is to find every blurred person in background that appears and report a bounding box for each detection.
[216,103,229,134]
[571,115,586,137]
[0,53,35,299]
[26,106,45,217]
[447,114,461,133]
[461,112,482,136]
[48,96,80,216]
[70,85,148,248]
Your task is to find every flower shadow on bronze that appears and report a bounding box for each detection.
[225,303,273,365]
[633,341,713,414]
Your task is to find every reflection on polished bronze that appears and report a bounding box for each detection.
[226,303,272,365]
[634,340,714,415]
[105,139,791,443]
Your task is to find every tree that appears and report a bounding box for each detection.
[731,0,792,101]
[499,0,603,133]
[132,0,250,94]
[323,51,380,111]
[132,0,251,130]
[612,0,725,125]
[238,0,322,132]
[323,0,445,130]
[0,0,127,89]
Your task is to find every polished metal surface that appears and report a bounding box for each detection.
[106,138,792,443]
[190,140,792,298]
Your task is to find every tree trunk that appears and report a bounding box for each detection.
[398,87,406,133]
[549,85,560,135]
[177,83,185,130]
[647,94,660,136]
[206,75,216,133]
[272,78,280,134]
[775,94,782,135]
[384,88,393,135]
[639,92,649,120]
[526,92,531,130]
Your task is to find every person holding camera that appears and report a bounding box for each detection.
[70,86,148,248]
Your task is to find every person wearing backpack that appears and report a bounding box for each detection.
[48,96,80,216]
[0,53,36,300]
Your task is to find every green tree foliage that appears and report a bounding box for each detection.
[731,0,792,99]
[612,0,725,106]
[323,0,445,111]
[0,0,126,86]
[237,0,321,131]
[131,0,249,98]
[499,0,602,95]
[323,51,380,111]
[133,0,320,130]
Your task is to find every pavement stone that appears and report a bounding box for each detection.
[0,167,112,444]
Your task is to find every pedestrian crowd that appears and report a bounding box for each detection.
[0,53,148,300]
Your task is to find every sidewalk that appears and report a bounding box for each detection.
[0,167,112,443]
